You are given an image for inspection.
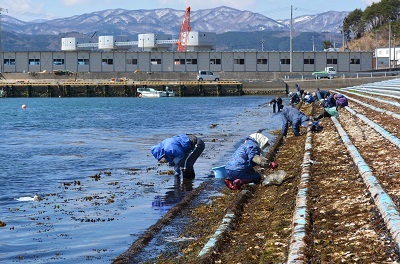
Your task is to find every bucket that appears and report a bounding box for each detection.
[212,165,227,179]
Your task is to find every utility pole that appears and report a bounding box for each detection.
[375,30,379,69]
[341,22,345,51]
[0,7,8,73]
[261,39,264,52]
[389,21,391,69]
[394,34,397,68]
[312,36,315,51]
[290,5,293,72]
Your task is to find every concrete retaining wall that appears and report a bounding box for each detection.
[1,72,397,96]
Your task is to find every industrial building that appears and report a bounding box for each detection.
[0,50,373,73]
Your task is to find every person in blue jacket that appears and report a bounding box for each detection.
[302,92,315,104]
[150,134,205,179]
[224,133,278,190]
[281,105,310,138]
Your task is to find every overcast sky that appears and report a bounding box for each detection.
[1,0,381,22]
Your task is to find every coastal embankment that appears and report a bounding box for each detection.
[0,71,397,97]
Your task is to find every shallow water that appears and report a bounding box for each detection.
[0,96,285,263]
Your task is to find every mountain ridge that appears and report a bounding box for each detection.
[0,6,349,52]
[2,6,348,35]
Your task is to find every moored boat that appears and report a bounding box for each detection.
[137,87,175,98]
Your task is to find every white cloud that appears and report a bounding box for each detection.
[61,0,97,6]
[364,0,381,5]
[2,0,45,19]
[158,0,256,11]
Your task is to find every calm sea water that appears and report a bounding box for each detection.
[0,96,285,263]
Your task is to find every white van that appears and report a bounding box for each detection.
[197,71,220,81]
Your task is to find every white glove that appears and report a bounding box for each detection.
[252,155,270,167]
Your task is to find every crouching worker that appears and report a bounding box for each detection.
[282,104,310,138]
[224,133,278,190]
[150,134,205,179]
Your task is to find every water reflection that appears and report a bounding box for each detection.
[152,176,193,213]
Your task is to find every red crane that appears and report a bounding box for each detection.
[176,6,191,52]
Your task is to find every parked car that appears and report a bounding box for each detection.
[197,71,220,81]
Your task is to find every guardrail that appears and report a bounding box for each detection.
[284,71,400,81]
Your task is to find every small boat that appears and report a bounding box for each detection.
[0,89,5,98]
[137,87,175,98]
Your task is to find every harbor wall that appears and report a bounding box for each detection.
[0,72,397,97]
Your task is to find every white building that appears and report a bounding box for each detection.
[375,47,400,68]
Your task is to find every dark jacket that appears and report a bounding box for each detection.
[269,97,283,106]
[282,105,309,137]
[316,89,330,100]
[324,94,336,108]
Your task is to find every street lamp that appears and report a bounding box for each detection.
[290,5,293,72]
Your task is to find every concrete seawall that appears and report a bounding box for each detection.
[0,72,397,97]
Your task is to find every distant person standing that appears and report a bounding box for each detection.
[268,97,283,113]
[295,84,304,98]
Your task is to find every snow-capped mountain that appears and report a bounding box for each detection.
[1,6,348,36]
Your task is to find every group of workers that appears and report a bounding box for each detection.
[150,85,348,191]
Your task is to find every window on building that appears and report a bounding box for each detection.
[327,58,338,64]
[53,59,65,65]
[350,58,360,64]
[174,59,185,65]
[304,58,315,64]
[28,59,40,65]
[257,59,268,64]
[126,59,137,65]
[102,59,113,65]
[186,58,197,65]
[210,58,221,65]
[280,59,290,64]
[151,59,162,65]
[4,59,15,65]
[234,58,244,65]
[78,59,89,65]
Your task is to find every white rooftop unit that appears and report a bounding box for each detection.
[138,33,174,51]
[186,32,216,51]
[61,37,78,51]
[98,36,116,50]
[98,36,134,50]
